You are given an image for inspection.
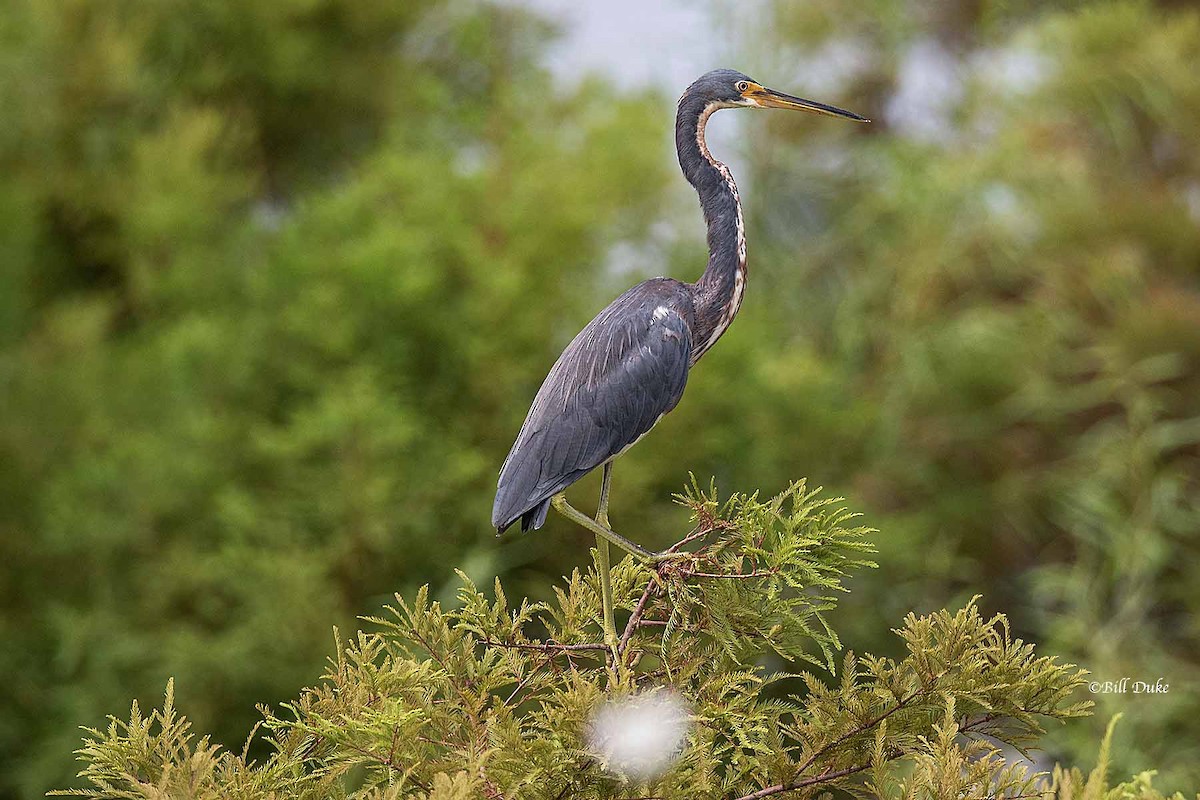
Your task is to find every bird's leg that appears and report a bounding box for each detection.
[594,463,617,651]
[550,494,655,561]
[596,461,613,527]
[550,493,688,564]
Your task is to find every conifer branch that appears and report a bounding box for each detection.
[55,479,1097,800]
[619,570,661,657]
[481,638,609,653]
[791,683,929,782]
[734,763,872,799]
[689,569,776,579]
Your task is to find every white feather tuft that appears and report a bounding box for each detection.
[587,691,690,780]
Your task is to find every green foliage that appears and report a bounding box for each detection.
[56,482,1098,799]
[1046,716,1199,800]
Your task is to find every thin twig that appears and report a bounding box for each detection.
[790,682,931,783]
[619,574,660,656]
[480,638,608,653]
[960,712,1003,732]
[502,670,535,706]
[734,763,870,800]
[689,570,775,579]
[665,523,721,554]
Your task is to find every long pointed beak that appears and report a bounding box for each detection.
[749,87,869,122]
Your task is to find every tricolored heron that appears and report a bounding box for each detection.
[492,69,866,644]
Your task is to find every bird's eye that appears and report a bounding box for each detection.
[736,80,749,93]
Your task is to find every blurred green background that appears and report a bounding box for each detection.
[1,0,1198,796]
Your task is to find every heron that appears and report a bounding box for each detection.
[492,69,866,644]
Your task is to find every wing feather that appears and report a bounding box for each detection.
[492,281,693,532]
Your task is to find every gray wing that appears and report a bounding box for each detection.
[493,282,693,532]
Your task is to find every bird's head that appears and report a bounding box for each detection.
[683,68,868,122]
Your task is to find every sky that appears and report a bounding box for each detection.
[506,0,722,92]
[502,1,1045,149]
[497,1,967,161]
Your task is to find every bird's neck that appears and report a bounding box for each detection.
[676,94,747,364]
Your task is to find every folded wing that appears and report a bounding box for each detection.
[493,281,694,532]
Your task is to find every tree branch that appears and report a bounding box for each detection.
[619,572,660,658]
[480,638,608,653]
[733,763,870,800]
[689,569,775,579]
[664,524,715,554]
[788,679,938,785]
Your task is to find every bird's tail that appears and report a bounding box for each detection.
[520,498,551,532]
[493,480,551,534]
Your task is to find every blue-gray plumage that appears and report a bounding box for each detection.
[494,279,694,532]
[492,68,866,540]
